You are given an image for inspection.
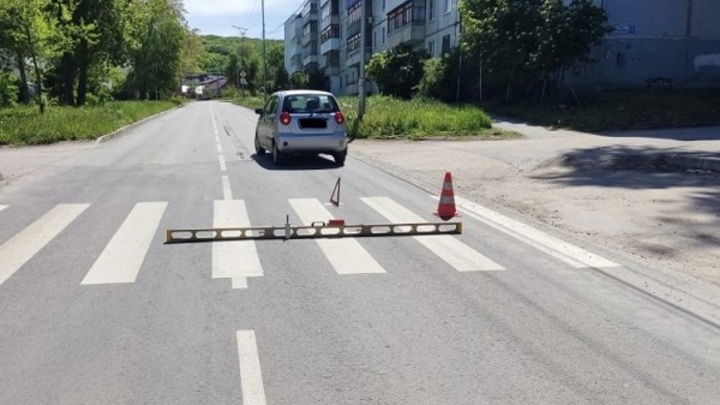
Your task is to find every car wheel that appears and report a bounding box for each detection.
[333,150,347,166]
[255,134,265,155]
[272,142,284,165]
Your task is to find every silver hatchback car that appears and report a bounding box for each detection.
[254,90,349,166]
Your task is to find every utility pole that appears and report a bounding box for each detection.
[358,0,367,120]
[262,0,268,100]
[232,25,247,90]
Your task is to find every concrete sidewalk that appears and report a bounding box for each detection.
[492,119,720,173]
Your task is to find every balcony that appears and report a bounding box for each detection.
[303,11,318,25]
[346,49,370,68]
[303,55,319,67]
[301,32,316,46]
[320,38,340,54]
[324,66,340,76]
[386,22,425,49]
[347,20,361,37]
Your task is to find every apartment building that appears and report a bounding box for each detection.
[300,0,320,71]
[319,0,342,94]
[583,0,720,88]
[284,13,303,75]
[286,0,720,94]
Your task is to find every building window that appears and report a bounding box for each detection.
[427,40,435,56]
[328,51,340,67]
[347,33,362,53]
[445,0,453,13]
[428,0,434,20]
[321,0,338,20]
[382,26,385,43]
[387,1,425,35]
[302,22,317,37]
[382,0,386,11]
[321,24,340,43]
[441,34,451,56]
[347,3,361,25]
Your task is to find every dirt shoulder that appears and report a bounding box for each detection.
[351,121,720,286]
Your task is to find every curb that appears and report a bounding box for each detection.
[96,103,186,144]
[665,153,720,173]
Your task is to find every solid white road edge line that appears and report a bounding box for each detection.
[447,195,619,268]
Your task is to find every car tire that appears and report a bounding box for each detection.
[272,142,284,166]
[333,150,347,166]
[255,134,265,155]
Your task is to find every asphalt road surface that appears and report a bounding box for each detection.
[1,101,719,404]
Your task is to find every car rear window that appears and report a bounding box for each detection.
[282,94,340,114]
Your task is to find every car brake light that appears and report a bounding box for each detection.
[334,112,345,125]
[280,112,292,125]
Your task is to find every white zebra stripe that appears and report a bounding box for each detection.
[81,202,167,285]
[289,198,386,274]
[0,204,89,287]
[362,197,504,272]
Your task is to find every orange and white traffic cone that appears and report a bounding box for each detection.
[434,172,459,221]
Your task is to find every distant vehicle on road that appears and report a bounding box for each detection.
[254,90,348,166]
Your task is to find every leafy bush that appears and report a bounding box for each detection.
[366,45,428,99]
[0,72,18,107]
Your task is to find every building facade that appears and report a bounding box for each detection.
[300,0,320,73]
[285,0,720,95]
[284,13,303,75]
[580,0,720,88]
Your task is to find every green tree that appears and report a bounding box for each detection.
[306,68,329,92]
[289,71,309,89]
[125,0,188,100]
[274,67,290,91]
[365,44,428,99]
[459,0,609,101]
[417,48,483,102]
[0,0,64,113]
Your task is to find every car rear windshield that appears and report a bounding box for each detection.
[282,94,340,114]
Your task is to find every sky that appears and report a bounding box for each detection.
[184,0,303,40]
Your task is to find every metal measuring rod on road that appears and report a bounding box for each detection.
[165,219,462,244]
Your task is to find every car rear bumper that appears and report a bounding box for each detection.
[276,132,348,153]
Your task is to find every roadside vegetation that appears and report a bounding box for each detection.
[339,97,508,140]
[0,100,184,146]
[0,0,203,146]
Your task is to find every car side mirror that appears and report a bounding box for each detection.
[254,108,264,115]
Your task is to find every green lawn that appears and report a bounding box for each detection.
[485,89,720,132]
[0,100,185,146]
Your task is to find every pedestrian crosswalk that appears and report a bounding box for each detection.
[0,204,89,286]
[0,196,618,290]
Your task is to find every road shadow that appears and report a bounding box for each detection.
[537,146,720,189]
[599,126,720,141]
[251,153,342,171]
[533,145,720,249]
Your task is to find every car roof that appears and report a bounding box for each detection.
[274,90,335,98]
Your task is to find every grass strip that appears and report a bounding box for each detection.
[338,96,509,140]
[0,100,185,146]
